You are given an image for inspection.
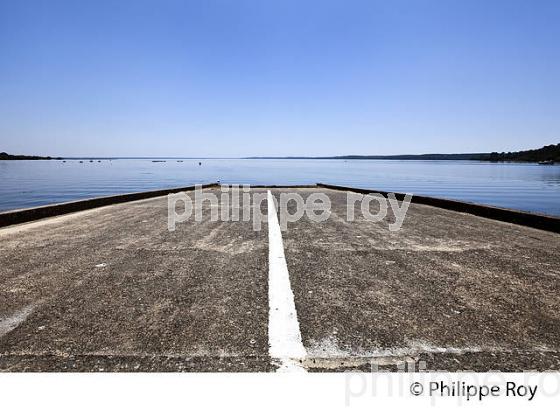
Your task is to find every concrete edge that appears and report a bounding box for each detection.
[0,183,220,228]
[2,182,558,233]
[317,183,560,234]
[247,184,318,189]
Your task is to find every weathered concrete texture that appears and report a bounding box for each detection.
[275,188,560,371]
[0,183,219,228]
[0,190,271,371]
[318,183,560,233]
[0,187,559,371]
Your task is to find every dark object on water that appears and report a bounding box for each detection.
[62,160,66,163]
[152,160,166,163]
[79,161,83,163]
[538,160,555,165]
[89,160,93,162]
[177,160,183,162]
[199,162,202,166]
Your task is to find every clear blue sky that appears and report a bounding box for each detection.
[1,0,558,157]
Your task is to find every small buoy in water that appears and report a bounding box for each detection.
[199,162,202,166]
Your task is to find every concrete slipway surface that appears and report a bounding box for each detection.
[0,187,559,372]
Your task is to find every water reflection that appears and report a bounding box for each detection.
[1,159,559,215]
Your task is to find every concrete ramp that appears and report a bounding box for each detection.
[0,187,559,371]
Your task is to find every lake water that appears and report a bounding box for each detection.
[1,159,560,216]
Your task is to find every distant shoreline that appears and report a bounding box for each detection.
[0,152,61,160]
[2,143,558,163]
[246,143,559,163]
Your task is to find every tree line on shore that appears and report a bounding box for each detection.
[0,152,61,160]
[2,143,559,162]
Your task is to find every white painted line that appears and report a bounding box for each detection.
[267,190,307,372]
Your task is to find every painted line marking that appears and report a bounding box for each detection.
[267,190,307,372]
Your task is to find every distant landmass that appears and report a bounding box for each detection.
[483,143,560,162]
[0,152,61,160]
[2,143,559,162]
[247,143,560,163]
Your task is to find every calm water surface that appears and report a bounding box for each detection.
[1,159,560,216]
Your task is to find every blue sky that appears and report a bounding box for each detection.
[0,0,558,157]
